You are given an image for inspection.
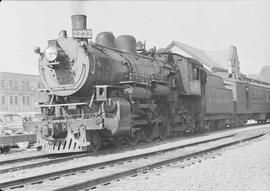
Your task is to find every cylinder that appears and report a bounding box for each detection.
[115,35,137,54]
[104,98,131,136]
[95,32,117,49]
[104,98,117,113]
[71,15,87,30]
[153,85,170,97]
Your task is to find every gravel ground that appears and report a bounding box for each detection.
[94,132,270,191]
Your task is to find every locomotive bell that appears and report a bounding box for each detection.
[115,35,137,54]
[71,15,87,30]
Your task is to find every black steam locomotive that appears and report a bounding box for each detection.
[32,15,270,153]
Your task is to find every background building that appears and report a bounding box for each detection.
[0,71,48,112]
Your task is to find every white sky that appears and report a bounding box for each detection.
[0,0,269,75]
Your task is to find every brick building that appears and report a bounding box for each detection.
[0,71,48,112]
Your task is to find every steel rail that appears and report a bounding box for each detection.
[54,133,264,191]
[0,151,88,167]
[0,154,49,166]
[0,153,84,174]
[0,134,235,189]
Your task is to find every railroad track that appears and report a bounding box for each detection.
[0,130,238,174]
[0,131,236,176]
[0,154,48,166]
[0,153,84,174]
[0,122,268,176]
[0,130,266,191]
[0,121,266,169]
[52,133,266,191]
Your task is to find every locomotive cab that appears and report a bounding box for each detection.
[162,53,204,96]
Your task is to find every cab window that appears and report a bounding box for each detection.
[192,66,199,80]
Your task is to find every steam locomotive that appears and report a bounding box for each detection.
[32,15,270,153]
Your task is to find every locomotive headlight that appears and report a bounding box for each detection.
[45,46,58,62]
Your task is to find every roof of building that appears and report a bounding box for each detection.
[206,46,240,71]
[162,41,240,74]
[0,71,39,78]
[163,41,227,72]
[205,50,231,69]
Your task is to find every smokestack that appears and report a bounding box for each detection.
[71,15,87,30]
[71,15,92,39]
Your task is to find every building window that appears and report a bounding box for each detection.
[22,96,25,104]
[1,96,5,105]
[15,96,18,105]
[1,80,5,88]
[9,80,13,89]
[27,96,30,105]
[38,82,44,89]
[14,80,18,89]
[10,96,13,104]
[22,81,25,90]
[26,81,30,90]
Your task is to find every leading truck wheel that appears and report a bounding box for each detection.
[157,104,169,140]
[87,131,102,153]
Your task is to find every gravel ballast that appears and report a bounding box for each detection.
[95,132,270,191]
